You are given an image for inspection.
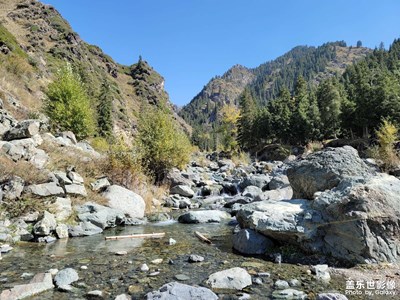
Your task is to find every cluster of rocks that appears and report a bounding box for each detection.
[145,266,346,300]
[236,146,400,264]
[0,266,109,299]
[164,156,292,219]
[0,116,146,247]
[169,146,400,265]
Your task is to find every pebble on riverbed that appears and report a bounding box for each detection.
[175,274,190,281]
[86,290,103,299]
[140,264,149,272]
[188,254,204,263]
[274,279,290,290]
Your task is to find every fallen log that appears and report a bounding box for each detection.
[194,231,212,244]
[105,232,165,240]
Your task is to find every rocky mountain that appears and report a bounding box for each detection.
[179,41,371,128]
[0,0,190,139]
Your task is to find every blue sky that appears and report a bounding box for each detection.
[43,0,400,106]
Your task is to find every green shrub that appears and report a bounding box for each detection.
[45,63,95,139]
[136,106,192,181]
[90,136,110,153]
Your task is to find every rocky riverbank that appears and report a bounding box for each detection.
[1,116,400,299]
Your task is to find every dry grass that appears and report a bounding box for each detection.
[306,141,324,153]
[40,140,166,213]
[0,155,49,184]
[134,182,168,214]
[231,151,251,166]
[39,142,108,179]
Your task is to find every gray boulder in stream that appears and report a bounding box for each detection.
[287,146,372,199]
[146,282,218,300]
[54,268,79,288]
[178,210,231,223]
[68,221,103,237]
[236,199,321,243]
[76,202,126,229]
[237,146,400,264]
[102,185,145,219]
[170,185,195,198]
[206,267,252,290]
[233,229,275,254]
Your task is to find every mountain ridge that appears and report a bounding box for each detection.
[0,0,190,140]
[179,42,371,128]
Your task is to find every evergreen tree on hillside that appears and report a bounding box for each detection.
[97,79,113,138]
[317,78,342,138]
[307,91,321,141]
[253,107,272,145]
[290,76,311,144]
[267,88,292,143]
[237,89,257,150]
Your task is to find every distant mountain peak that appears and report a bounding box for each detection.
[179,42,371,128]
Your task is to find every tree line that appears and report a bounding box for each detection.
[194,39,400,152]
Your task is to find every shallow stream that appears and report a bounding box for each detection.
[1,219,349,299]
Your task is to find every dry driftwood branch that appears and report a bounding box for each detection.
[194,231,212,244]
[105,232,165,240]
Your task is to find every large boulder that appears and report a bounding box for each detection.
[76,202,125,229]
[68,221,103,237]
[102,185,145,219]
[165,168,193,188]
[178,210,231,224]
[206,267,252,290]
[233,229,274,254]
[313,173,400,263]
[146,282,218,300]
[237,172,400,264]
[287,146,372,199]
[170,185,195,198]
[236,200,321,243]
[3,120,40,141]
[239,174,271,190]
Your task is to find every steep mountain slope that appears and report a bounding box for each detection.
[180,42,371,128]
[179,65,254,126]
[0,0,189,138]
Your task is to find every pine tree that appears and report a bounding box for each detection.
[290,76,310,144]
[317,78,342,138]
[237,89,257,150]
[97,79,113,138]
[268,88,292,143]
[307,90,321,141]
